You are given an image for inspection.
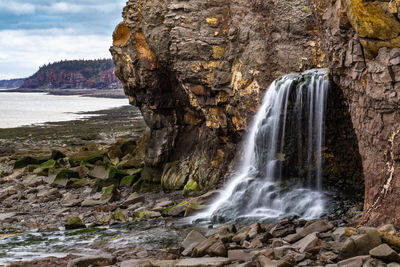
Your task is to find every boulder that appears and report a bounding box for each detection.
[369,244,400,262]
[100,184,119,203]
[293,232,321,254]
[183,179,200,195]
[37,188,62,201]
[52,170,79,187]
[284,220,334,243]
[192,237,218,257]
[61,193,82,207]
[152,200,174,211]
[207,239,227,257]
[122,192,145,207]
[109,209,128,225]
[277,255,295,267]
[378,224,400,250]
[67,254,116,267]
[14,156,48,169]
[182,230,206,250]
[175,257,231,267]
[269,220,296,238]
[89,165,108,179]
[337,255,371,267]
[228,249,261,262]
[338,227,382,260]
[65,217,85,230]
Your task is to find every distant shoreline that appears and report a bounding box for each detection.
[0,88,127,99]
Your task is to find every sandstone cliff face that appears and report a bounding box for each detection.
[111,0,400,226]
[312,0,400,226]
[110,0,331,191]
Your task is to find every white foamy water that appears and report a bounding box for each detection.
[0,92,129,128]
[193,69,329,224]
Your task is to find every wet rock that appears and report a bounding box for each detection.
[120,175,135,187]
[284,220,334,243]
[52,170,79,187]
[65,217,86,230]
[134,209,160,220]
[378,224,400,250]
[182,230,207,250]
[161,161,188,190]
[208,239,227,257]
[253,254,278,267]
[192,237,219,257]
[269,220,296,238]
[136,250,149,258]
[152,199,174,211]
[337,255,371,267]
[165,201,187,217]
[120,259,152,267]
[332,227,347,242]
[0,212,17,222]
[37,188,62,201]
[109,209,128,225]
[183,179,200,195]
[273,246,296,259]
[89,165,108,179]
[14,156,48,169]
[369,243,400,262]
[338,227,382,260]
[277,255,295,267]
[70,166,89,179]
[228,249,262,262]
[66,254,116,267]
[61,192,82,207]
[100,184,119,202]
[293,232,321,254]
[51,150,66,160]
[122,192,145,207]
[175,257,231,267]
[22,176,44,187]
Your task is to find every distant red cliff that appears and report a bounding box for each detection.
[19,59,122,89]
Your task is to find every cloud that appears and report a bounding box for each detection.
[0,2,36,15]
[46,2,84,14]
[0,0,126,79]
[0,29,113,79]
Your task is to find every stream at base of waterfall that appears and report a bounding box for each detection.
[194,69,330,224]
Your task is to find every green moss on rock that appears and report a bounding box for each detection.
[120,175,135,187]
[65,217,86,230]
[52,169,79,187]
[14,156,48,169]
[183,179,200,195]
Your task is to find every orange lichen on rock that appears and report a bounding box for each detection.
[134,30,158,70]
[113,23,131,46]
[345,0,400,40]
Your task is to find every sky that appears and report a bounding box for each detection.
[0,0,126,79]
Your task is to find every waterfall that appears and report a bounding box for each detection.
[194,69,330,223]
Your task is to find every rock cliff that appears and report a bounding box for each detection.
[0,78,25,89]
[20,59,122,89]
[111,0,400,226]
[312,0,400,226]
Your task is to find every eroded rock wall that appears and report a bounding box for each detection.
[312,0,400,226]
[110,0,325,191]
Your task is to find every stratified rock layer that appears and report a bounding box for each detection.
[110,0,351,190]
[111,0,400,226]
[312,0,400,226]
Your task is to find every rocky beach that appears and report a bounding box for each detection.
[3,0,400,266]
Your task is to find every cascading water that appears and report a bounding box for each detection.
[194,69,330,223]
